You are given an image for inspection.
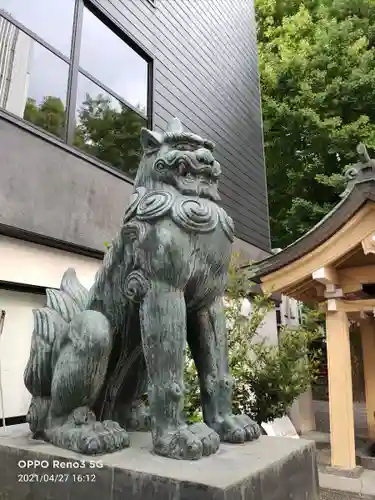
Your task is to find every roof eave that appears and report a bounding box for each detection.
[249,180,375,280]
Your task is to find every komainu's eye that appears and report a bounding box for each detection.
[175,143,195,151]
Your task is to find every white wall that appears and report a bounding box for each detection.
[280,295,300,329]
[0,235,101,419]
[6,30,31,117]
[0,18,31,117]
[0,290,45,418]
[240,295,300,346]
[241,298,279,345]
[0,235,101,290]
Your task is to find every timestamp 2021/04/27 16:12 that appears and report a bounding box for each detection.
[17,473,97,483]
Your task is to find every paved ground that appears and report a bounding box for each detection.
[319,469,375,499]
[302,431,375,499]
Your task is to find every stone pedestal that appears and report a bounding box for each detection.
[0,424,319,500]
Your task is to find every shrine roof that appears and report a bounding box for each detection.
[251,144,375,281]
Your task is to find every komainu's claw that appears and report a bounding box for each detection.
[46,414,130,455]
[234,414,261,441]
[213,414,261,443]
[153,426,203,460]
[188,422,220,456]
[153,422,220,460]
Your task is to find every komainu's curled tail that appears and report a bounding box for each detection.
[24,268,88,436]
[24,269,129,454]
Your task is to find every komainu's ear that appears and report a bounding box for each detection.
[165,117,183,134]
[140,128,163,152]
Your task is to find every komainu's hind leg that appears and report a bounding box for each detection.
[103,344,152,432]
[44,311,130,455]
[140,281,219,460]
[94,306,152,432]
[113,364,152,432]
[187,298,261,443]
[115,399,152,432]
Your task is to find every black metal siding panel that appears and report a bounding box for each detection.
[95,0,270,251]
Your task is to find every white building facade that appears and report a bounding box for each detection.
[0,15,31,117]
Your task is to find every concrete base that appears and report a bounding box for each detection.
[319,469,375,500]
[321,466,364,479]
[320,491,375,500]
[0,424,319,500]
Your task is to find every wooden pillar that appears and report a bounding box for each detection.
[326,309,356,469]
[360,316,375,440]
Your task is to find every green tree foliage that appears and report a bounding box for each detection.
[257,0,375,247]
[23,94,145,177]
[75,95,146,177]
[184,256,323,425]
[24,96,65,139]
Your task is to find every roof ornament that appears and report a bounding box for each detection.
[340,143,375,198]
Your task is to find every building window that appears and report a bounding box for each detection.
[0,0,151,178]
[0,0,75,56]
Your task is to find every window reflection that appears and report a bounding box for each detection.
[0,6,150,175]
[0,17,68,139]
[74,73,146,177]
[80,7,148,113]
[0,0,74,56]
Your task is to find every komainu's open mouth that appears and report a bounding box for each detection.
[176,169,220,201]
[176,154,221,183]
[153,150,221,201]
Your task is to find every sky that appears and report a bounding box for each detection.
[0,0,148,114]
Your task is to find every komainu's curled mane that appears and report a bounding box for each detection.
[24,118,260,459]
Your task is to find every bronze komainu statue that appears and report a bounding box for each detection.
[24,118,261,460]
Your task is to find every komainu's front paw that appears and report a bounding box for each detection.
[78,420,130,455]
[153,422,220,460]
[188,422,220,456]
[213,414,261,443]
[46,418,130,455]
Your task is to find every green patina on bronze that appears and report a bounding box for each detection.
[340,143,375,198]
[23,118,261,460]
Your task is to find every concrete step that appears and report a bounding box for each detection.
[319,469,375,500]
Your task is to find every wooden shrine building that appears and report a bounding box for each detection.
[251,144,375,472]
